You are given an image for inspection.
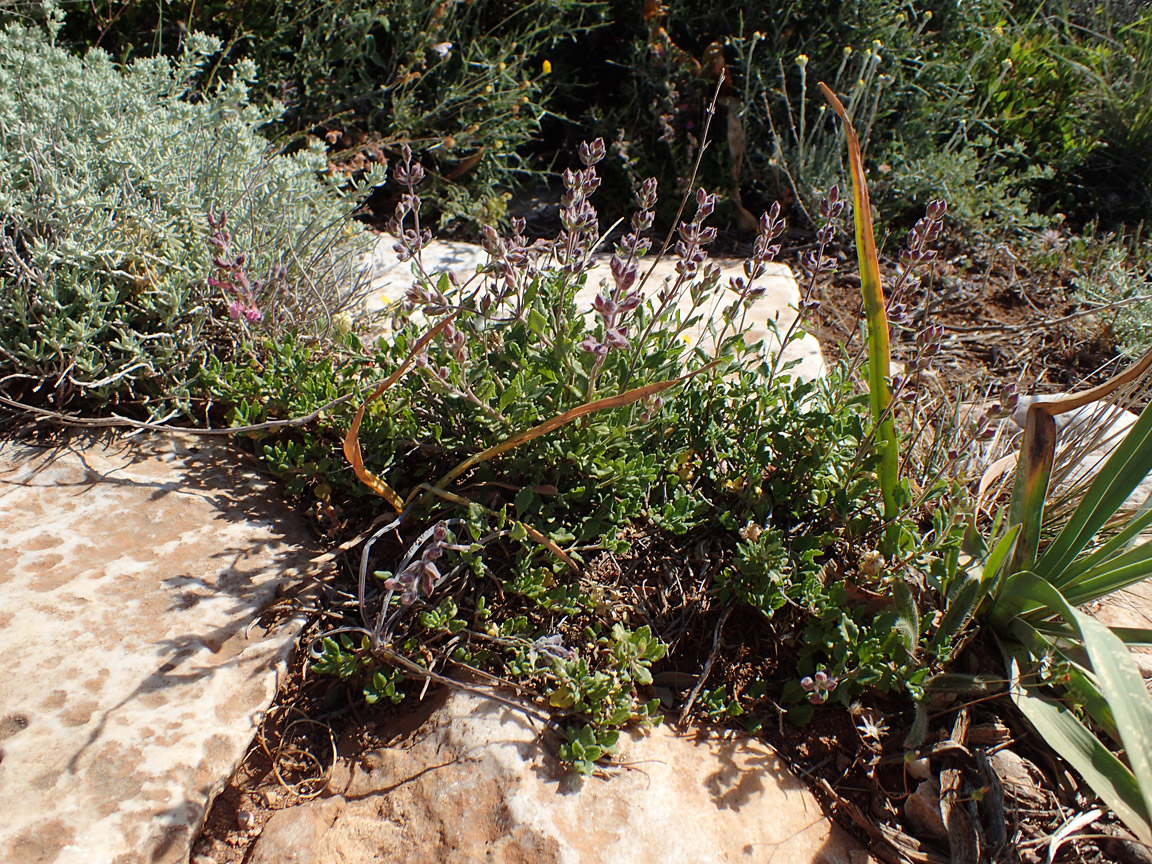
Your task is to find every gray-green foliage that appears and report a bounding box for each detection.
[0,19,380,415]
[1076,238,1152,359]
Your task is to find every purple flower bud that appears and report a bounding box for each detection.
[579,138,606,166]
[580,336,606,356]
[605,327,630,350]
[618,291,642,313]
[637,177,658,210]
[609,254,637,292]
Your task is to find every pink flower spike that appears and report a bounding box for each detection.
[244,305,263,322]
[228,300,243,320]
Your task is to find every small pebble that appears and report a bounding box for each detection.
[236,809,255,831]
[1131,651,1152,679]
[906,755,931,781]
[904,780,948,842]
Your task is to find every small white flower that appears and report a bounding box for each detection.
[431,42,453,59]
[859,549,886,579]
[739,520,763,543]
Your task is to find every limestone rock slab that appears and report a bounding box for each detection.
[0,434,324,864]
[360,237,826,382]
[245,690,859,864]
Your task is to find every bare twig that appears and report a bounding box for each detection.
[679,603,733,723]
[0,392,355,434]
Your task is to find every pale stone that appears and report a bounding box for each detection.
[904,780,947,843]
[246,802,342,864]
[247,689,859,864]
[906,756,932,781]
[359,236,826,382]
[0,434,325,864]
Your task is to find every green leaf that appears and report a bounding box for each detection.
[981,523,1021,592]
[999,575,1152,842]
[904,701,928,749]
[1009,618,1121,742]
[1059,541,1152,606]
[1036,374,1152,582]
[1006,651,1152,844]
[1053,503,1152,592]
[934,573,981,652]
[1008,409,1059,573]
[1109,627,1152,647]
[527,307,547,338]
[893,580,920,653]
[819,83,897,531]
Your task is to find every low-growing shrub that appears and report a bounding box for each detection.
[0,17,382,416]
[203,137,975,766]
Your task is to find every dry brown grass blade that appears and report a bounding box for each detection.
[342,314,458,512]
[978,453,1019,510]
[430,359,723,491]
[1028,348,1152,419]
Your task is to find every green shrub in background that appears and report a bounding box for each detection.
[18,0,1149,234]
[30,0,609,231]
[546,0,1150,234]
[0,17,381,417]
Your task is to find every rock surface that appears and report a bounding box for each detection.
[240,689,859,864]
[0,434,326,864]
[361,237,827,382]
[903,780,948,843]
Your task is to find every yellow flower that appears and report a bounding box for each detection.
[541,59,552,75]
[796,54,809,69]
